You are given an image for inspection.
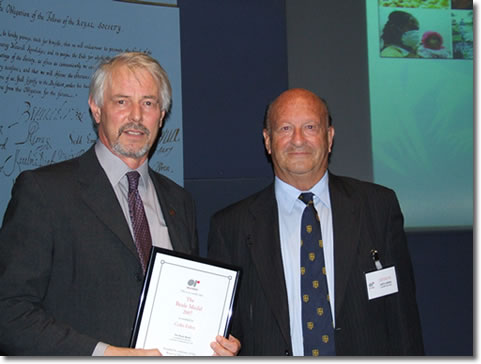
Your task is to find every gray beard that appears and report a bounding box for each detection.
[113,122,151,159]
[113,142,150,159]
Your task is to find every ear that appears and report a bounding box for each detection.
[159,110,166,128]
[328,126,335,153]
[88,96,101,125]
[263,128,272,155]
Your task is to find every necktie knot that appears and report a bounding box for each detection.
[126,171,140,193]
[299,192,315,206]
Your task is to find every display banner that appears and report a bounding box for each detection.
[366,0,473,228]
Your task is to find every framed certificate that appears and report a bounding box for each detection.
[129,247,241,356]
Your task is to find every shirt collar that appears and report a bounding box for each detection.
[274,171,330,214]
[94,140,150,188]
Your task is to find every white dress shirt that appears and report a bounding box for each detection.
[275,172,335,356]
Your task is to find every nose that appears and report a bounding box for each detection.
[291,127,305,146]
[129,103,142,123]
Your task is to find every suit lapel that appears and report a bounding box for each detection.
[149,171,192,255]
[246,185,292,350]
[329,173,361,316]
[77,147,139,261]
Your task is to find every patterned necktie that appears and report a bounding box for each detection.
[299,192,336,356]
[126,171,152,273]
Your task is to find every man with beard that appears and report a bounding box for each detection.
[0,52,240,356]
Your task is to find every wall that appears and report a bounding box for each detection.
[178,0,285,255]
[408,229,473,355]
[285,0,374,182]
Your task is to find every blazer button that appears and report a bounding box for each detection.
[285,350,290,356]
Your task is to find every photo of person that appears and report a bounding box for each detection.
[417,31,450,58]
[379,4,456,60]
[380,10,421,58]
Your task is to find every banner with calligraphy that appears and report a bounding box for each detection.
[0,0,183,218]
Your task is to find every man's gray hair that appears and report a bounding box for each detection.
[89,52,172,112]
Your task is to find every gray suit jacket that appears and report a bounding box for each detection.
[0,146,198,355]
[208,173,424,355]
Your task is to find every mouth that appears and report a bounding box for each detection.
[288,148,311,156]
[124,130,144,136]
[118,123,150,138]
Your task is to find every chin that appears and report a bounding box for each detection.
[286,161,315,173]
[114,143,150,159]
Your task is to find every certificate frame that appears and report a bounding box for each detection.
[129,247,241,356]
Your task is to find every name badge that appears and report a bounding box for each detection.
[365,266,398,300]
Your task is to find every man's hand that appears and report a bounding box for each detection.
[104,345,162,356]
[210,334,241,356]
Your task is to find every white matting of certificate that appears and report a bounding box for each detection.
[130,248,240,356]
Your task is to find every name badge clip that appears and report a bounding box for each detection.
[371,249,383,270]
[366,249,398,300]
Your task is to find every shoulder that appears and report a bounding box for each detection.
[14,151,87,188]
[329,173,398,203]
[329,173,404,230]
[5,152,91,222]
[212,184,275,221]
[380,45,408,57]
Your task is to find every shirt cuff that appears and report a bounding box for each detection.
[92,342,109,356]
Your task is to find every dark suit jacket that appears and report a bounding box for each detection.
[0,146,198,355]
[208,173,424,355]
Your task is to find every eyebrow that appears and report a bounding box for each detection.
[111,94,159,100]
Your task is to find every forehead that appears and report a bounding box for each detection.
[107,64,158,93]
[272,94,326,123]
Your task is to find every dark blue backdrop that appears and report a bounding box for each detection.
[177,0,473,356]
